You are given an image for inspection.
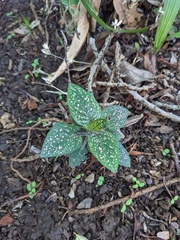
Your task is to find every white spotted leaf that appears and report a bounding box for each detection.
[88,131,119,173]
[118,142,131,167]
[67,83,101,126]
[69,147,88,168]
[101,105,129,130]
[40,122,82,158]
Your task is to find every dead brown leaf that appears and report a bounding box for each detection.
[22,98,37,110]
[144,52,157,75]
[113,0,143,28]
[0,214,13,226]
[159,125,173,134]
[47,3,89,83]
[90,0,101,32]
[120,61,155,85]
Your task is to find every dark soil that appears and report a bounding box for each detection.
[0,1,180,240]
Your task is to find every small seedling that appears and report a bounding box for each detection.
[7,12,13,16]
[37,117,48,126]
[170,195,179,205]
[58,92,63,100]
[31,59,39,68]
[31,59,39,78]
[121,198,133,213]
[26,120,34,125]
[132,177,145,189]
[162,148,170,156]
[75,173,84,180]
[7,33,15,39]
[21,15,34,39]
[97,176,104,186]
[24,74,30,79]
[40,83,130,173]
[134,42,140,51]
[27,181,37,199]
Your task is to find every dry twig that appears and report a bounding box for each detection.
[10,118,60,183]
[70,176,180,215]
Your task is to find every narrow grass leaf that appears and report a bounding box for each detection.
[81,0,148,33]
[69,147,88,168]
[118,142,131,167]
[154,0,180,53]
[88,131,119,173]
[67,83,101,126]
[101,105,129,130]
[40,122,82,158]
[166,32,180,41]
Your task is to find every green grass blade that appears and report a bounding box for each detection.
[165,32,180,41]
[81,0,148,34]
[154,0,180,53]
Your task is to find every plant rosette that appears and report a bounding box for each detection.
[40,83,130,173]
[27,181,37,199]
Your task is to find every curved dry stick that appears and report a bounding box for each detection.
[10,118,60,183]
[70,176,180,215]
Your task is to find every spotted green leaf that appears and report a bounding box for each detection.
[88,131,119,173]
[67,83,101,126]
[101,105,129,130]
[40,122,82,158]
[69,147,88,168]
[109,129,123,141]
[118,142,131,167]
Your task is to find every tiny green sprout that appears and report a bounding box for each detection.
[7,12,13,16]
[7,33,16,39]
[34,72,39,78]
[132,176,145,189]
[171,195,179,205]
[54,156,58,162]
[139,182,145,188]
[132,177,137,182]
[75,173,84,180]
[97,176,104,186]
[121,198,133,212]
[31,59,39,69]
[120,204,126,213]
[24,74,30,79]
[134,42,140,51]
[37,117,48,126]
[26,120,34,125]
[31,181,37,187]
[125,198,133,206]
[132,184,139,189]
[162,148,170,156]
[59,38,64,45]
[27,181,37,199]
[58,92,63,100]
[27,183,32,191]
